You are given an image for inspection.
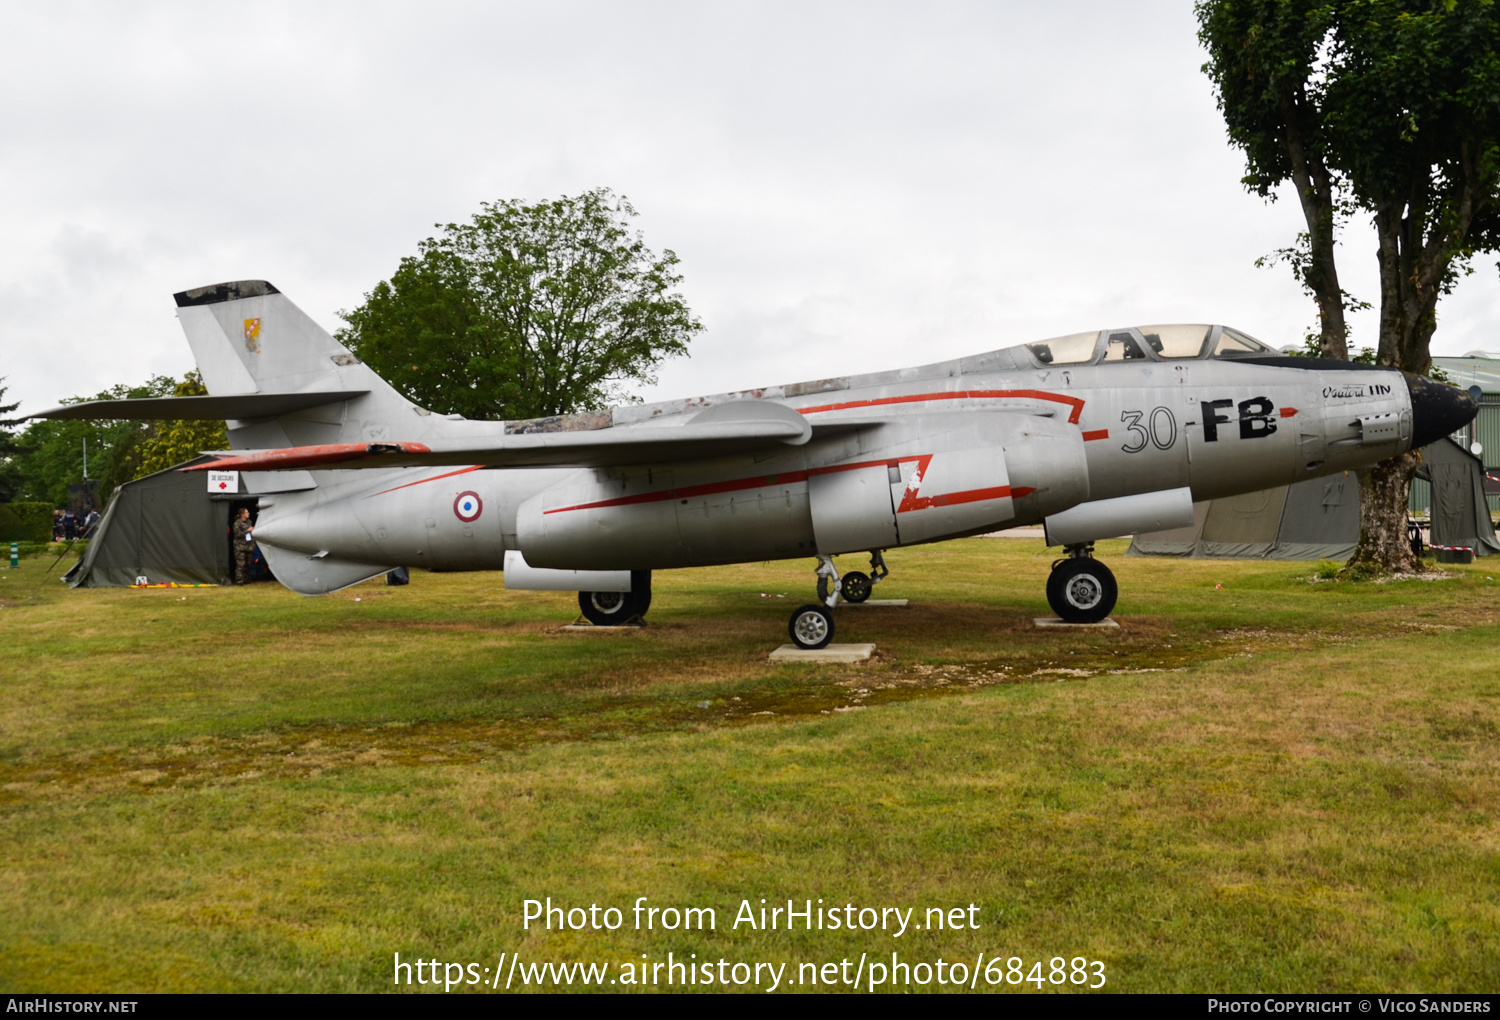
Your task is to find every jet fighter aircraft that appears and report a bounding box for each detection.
[36,281,1476,648]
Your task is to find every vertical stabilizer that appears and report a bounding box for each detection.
[175,280,399,402]
[172,280,424,454]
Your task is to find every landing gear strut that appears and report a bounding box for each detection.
[1046,544,1117,623]
[791,551,890,649]
[578,570,652,626]
[814,550,888,605]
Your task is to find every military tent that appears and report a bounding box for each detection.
[64,456,263,587]
[1415,437,1500,559]
[1128,437,1499,561]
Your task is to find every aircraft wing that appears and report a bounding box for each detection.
[27,392,368,420]
[183,400,839,471]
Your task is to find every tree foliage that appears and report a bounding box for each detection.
[6,376,176,506]
[135,372,228,477]
[1200,0,1356,357]
[0,377,22,502]
[1201,0,1500,373]
[336,189,701,421]
[1329,0,1500,376]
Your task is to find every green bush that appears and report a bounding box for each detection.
[0,503,54,543]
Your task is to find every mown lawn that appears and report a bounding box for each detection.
[1,539,1496,993]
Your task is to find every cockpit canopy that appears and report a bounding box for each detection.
[1024,325,1272,366]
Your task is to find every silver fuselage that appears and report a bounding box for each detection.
[252,338,1411,580]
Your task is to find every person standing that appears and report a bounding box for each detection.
[232,508,257,585]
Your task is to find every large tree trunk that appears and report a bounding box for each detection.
[1345,451,1421,577]
[1346,194,1453,575]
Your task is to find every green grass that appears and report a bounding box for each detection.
[1,539,1497,992]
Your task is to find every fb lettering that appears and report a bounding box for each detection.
[1236,396,1277,440]
[1200,396,1276,442]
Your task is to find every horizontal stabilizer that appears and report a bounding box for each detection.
[28,391,368,421]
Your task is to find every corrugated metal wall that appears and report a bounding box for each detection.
[1422,361,1500,517]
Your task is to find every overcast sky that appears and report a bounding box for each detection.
[3,1,1498,416]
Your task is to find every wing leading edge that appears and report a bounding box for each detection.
[27,392,368,420]
[184,400,821,472]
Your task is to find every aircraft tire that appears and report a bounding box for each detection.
[578,588,644,626]
[841,571,872,603]
[631,570,653,616]
[788,603,835,649]
[1046,558,1117,624]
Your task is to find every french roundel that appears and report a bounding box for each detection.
[453,491,482,523]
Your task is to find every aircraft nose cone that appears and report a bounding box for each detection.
[1407,372,1478,450]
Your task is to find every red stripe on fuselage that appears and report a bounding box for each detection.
[897,484,1015,512]
[366,464,485,498]
[796,389,1086,424]
[1082,429,1109,441]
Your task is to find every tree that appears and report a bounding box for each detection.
[1198,0,1500,574]
[336,189,701,421]
[0,377,22,502]
[1332,1,1500,572]
[7,376,176,506]
[134,372,228,477]
[1200,0,1357,359]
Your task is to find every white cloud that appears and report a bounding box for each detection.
[0,1,1493,414]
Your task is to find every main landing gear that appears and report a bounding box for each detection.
[1046,544,1117,624]
[790,551,890,649]
[578,571,652,626]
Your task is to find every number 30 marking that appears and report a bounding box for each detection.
[1120,407,1177,453]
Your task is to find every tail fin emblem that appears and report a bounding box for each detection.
[243,318,262,353]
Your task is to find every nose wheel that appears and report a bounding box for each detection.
[789,551,889,648]
[788,603,835,649]
[1046,555,1117,623]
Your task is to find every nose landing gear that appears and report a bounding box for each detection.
[813,550,888,605]
[789,550,890,649]
[1046,545,1117,623]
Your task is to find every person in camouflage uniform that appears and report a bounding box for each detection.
[232,508,256,584]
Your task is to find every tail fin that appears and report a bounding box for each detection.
[174,280,419,449]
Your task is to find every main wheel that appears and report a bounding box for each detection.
[841,570,872,603]
[1046,558,1118,623]
[578,588,642,626]
[788,603,835,649]
[631,570,653,616]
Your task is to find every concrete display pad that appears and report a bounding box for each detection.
[839,599,909,608]
[1033,617,1120,629]
[769,643,877,663]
